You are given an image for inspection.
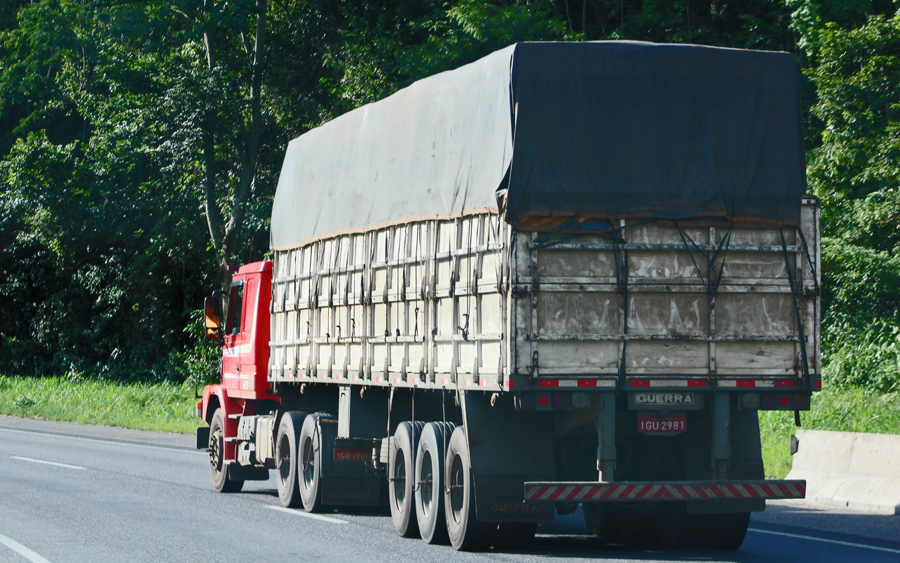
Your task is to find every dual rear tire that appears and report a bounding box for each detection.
[274,411,327,512]
[389,421,425,537]
[414,422,455,544]
[395,422,536,552]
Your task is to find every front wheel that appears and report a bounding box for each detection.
[208,409,243,493]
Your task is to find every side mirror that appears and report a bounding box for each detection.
[204,296,222,339]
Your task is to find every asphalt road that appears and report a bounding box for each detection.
[1,415,898,563]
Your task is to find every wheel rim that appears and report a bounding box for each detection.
[393,449,407,512]
[277,432,291,487]
[420,449,433,518]
[449,452,464,524]
[209,426,223,473]
[301,435,315,491]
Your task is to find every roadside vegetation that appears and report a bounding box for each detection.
[0,375,199,434]
[760,387,900,478]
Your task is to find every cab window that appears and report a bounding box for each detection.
[225,281,244,336]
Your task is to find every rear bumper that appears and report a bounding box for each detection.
[524,479,806,503]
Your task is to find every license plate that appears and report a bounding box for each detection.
[638,414,687,435]
[333,448,371,462]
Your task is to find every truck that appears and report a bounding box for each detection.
[197,41,818,552]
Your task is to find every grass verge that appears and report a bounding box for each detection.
[760,386,900,478]
[0,375,198,434]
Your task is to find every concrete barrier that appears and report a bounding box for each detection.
[786,429,900,515]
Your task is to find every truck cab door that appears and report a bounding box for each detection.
[222,280,246,389]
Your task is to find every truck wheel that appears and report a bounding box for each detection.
[651,502,686,549]
[583,504,608,537]
[707,512,750,550]
[389,421,424,538]
[493,522,537,551]
[444,426,496,551]
[298,413,326,513]
[275,411,307,508]
[209,409,243,493]
[415,422,455,544]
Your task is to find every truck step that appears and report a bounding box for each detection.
[524,480,806,503]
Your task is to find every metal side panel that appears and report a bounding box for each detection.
[510,197,820,389]
[269,212,512,392]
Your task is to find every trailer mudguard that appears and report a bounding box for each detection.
[461,392,556,522]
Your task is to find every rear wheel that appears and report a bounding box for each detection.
[444,426,496,551]
[415,422,455,544]
[298,413,326,512]
[390,421,424,537]
[650,502,687,549]
[493,522,537,551]
[208,409,243,493]
[583,504,608,537]
[707,511,750,550]
[275,411,307,508]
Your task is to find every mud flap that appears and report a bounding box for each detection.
[320,475,382,506]
[461,392,557,523]
[317,420,383,507]
[473,474,555,523]
[226,463,269,481]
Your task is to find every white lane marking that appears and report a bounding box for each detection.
[0,532,54,563]
[749,528,900,555]
[0,427,205,456]
[11,456,86,470]
[265,506,348,524]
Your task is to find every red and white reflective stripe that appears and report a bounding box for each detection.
[523,480,806,502]
[718,379,794,388]
[538,379,616,388]
[629,379,708,388]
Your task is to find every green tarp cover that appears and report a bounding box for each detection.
[271,41,804,250]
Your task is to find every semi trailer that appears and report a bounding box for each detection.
[197,41,818,552]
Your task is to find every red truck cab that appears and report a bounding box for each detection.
[199,261,277,467]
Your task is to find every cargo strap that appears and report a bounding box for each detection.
[780,228,811,390]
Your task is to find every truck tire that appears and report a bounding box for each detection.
[415,422,455,544]
[389,421,424,537]
[493,522,537,551]
[298,413,327,513]
[444,426,496,551]
[275,411,307,508]
[707,511,750,550]
[208,409,243,493]
[651,502,686,549]
[583,504,608,537]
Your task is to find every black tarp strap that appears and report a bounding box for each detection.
[676,223,735,295]
[797,227,820,297]
[780,227,811,389]
[709,224,735,294]
[676,224,710,290]
[611,227,629,382]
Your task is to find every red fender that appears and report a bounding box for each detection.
[202,384,244,462]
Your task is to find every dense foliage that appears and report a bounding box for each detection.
[0,1,897,391]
